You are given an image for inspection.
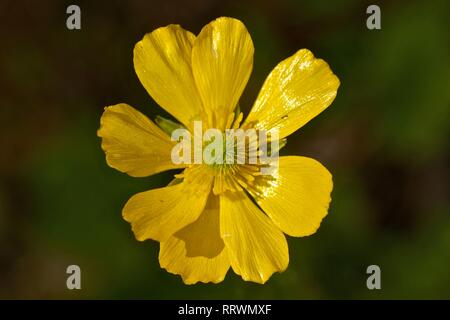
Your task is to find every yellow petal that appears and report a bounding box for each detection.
[122,166,213,242]
[97,103,184,177]
[243,49,340,139]
[192,17,254,131]
[220,191,288,284]
[134,25,205,130]
[248,156,332,237]
[159,194,230,284]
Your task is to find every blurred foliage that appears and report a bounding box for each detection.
[0,0,449,299]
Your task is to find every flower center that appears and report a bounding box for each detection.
[205,131,278,195]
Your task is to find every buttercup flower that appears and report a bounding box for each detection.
[98,17,339,284]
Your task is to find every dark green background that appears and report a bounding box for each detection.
[1,0,449,299]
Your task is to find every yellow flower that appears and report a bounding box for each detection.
[98,17,340,284]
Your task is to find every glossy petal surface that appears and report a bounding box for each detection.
[159,195,230,284]
[192,17,254,130]
[98,103,184,177]
[123,166,213,242]
[249,156,332,237]
[134,25,205,130]
[244,49,340,138]
[220,191,289,283]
